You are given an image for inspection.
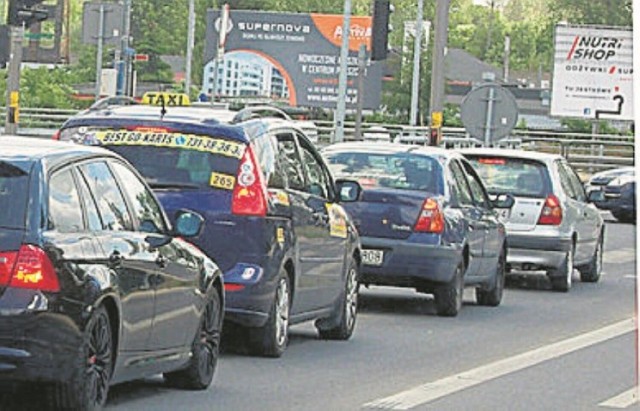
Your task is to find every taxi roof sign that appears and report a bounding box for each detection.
[142,92,191,106]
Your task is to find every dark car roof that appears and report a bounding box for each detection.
[1,136,121,166]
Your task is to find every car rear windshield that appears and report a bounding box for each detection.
[0,161,29,229]
[325,151,443,194]
[466,156,552,198]
[79,128,246,190]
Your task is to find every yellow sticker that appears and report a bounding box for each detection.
[269,189,290,207]
[326,203,348,239]
[142,92,191,106]
[9,91,19,107]
[209,172,236,190]
[93,130,245,159]
[276,227,285,244]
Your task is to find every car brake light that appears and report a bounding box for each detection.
[0,252,18,286]
[7,245,59,292]
[414,198,445,234]
[52,130,61,140]
[224,283,245,292]
[232,146,267,217]
[538,194,563,225]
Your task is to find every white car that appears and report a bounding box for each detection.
[460,148,605,292]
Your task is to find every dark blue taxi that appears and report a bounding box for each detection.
[57,102,362,357]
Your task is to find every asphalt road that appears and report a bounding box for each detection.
[2,214,637,410]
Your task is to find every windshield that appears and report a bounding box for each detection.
[324,151,443,194]
[467,156,552,198]
[0,161,29,229]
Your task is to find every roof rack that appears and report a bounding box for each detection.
[231,105,292,124]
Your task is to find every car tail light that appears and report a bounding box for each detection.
[232,146,267,217]
[52,130,61,140]
[5,245,60,292]
[538,194,563,226]
[414,198,445,234]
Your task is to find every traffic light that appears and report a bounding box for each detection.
[7,0,49,27]
[0,25,9,68]
[371,0,393,61]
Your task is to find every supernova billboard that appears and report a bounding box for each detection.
[204,10,383,109]
[551,24,633,121]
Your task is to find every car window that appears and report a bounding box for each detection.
[324,151,443,193]
[560,161,586,202]
[298,135,331,199]
[556,161,578,200]
[449,161,474,207]
[0,161,29,229]
[79,161,133,231]
[110,161,167,234]
[460,160,490,208]
[466,156,552,199]
[48,168,84,233]
[276,132,305,191]
[76,170,103,232]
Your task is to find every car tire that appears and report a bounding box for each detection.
[316,257,359,340]
[476,248,506,307]
[434,262,464,317]
[50,305,113,411]
[248,272,290,357]
[578,235,603,283]
[548,248,573,292]
[164,290,222,390]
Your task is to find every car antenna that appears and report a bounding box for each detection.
[158,93,167,119]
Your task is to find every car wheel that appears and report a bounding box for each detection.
[434,262,464,317]
[316,257,359,340]
[476,248,506,307]
[165,290,222,389]
[548,247,573,292]
[50,305,113,410]
[579,235,603,283]
[249,272,290,357]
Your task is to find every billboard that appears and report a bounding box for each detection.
[204,10,383,109]
[551,24,633,121]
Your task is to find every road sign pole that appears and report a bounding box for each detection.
[334,0,352,143]
[484,86,495,147]
[429,0,450,145]
[409,0,424,126]
[185,0,195,94]
[4,25,23,135]
[354,44,366,140]
[94,4,105,100]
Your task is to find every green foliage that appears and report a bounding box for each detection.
[18,67,86,109]
[560,119,626,135]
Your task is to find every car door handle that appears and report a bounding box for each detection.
[108,251,124,268]
[155,254,168,268]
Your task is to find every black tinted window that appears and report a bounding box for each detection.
[0,161,29,229]
[77,172,103,231]
[467,156,552,199]
[49,169,84,233]
[79,162,132,231]
[276,133,305,190]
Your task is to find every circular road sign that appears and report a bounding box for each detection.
[460,83,519,145]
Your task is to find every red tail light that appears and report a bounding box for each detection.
[232,146,267,217]
[224,283,245,292]
[538,194,563,225]
[52,130,61,140]
[3,245,59,292]
[414,198,445,234]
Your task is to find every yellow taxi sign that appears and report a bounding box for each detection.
[142,92,191,107]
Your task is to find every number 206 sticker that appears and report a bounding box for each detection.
[209,172,236,190]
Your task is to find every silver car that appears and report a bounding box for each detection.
[460,148,604,292]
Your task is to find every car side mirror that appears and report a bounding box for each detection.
[587,190,605,203]
[491,193,515,209]
[335,179,362,202]
[174,209,205,237]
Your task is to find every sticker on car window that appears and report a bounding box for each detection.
[268,189,290,207]
[326,203,348,239]
[209,172,236,190]
[93,130,245,159]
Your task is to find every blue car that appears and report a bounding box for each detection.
[57,104,362,357]
[323,143,510,316]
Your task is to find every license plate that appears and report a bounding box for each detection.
[362,249,384,266]
[495,208,511,221]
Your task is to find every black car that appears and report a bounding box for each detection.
[586,167,635,223]
[0,137,224,409]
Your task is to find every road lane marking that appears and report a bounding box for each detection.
[599,388,639,409]
[363,318,635,410]
[603,248,636,265]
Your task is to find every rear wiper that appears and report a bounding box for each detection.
[147,181,201,190]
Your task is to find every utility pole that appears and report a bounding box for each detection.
[117,0,131,96]
[409,0,424,126]
[333,0,352,143]
[185,0,195,94]
[503,35,510,83]
[94,3,106,100]
[354,44,366,140]
[428,0,450,145]
[5,25,24,135]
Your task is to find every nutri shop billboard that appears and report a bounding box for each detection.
[204,10,383,109]
[551,24,633,120]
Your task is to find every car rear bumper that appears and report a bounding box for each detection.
[358,236,462,286]
[222,263,277,328]
[0,313,82,383]
[506,232,572,269]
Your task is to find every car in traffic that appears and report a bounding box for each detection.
[585,167,635,223]
[56,101,363,357]
[0,137,223,409]
[322,142,509,316]
[461,148,605,291]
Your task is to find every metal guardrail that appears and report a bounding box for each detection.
[1,108,634,173]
